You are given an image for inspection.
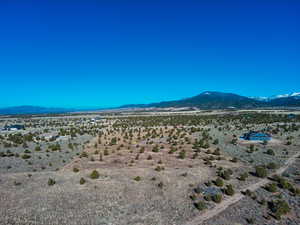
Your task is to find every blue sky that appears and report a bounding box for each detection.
[0,0,299,108]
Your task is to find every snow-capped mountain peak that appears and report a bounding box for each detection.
[251,92,300,101]
[272,92,300,99]
[291,92,300,97]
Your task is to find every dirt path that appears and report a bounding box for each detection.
[184,152,300,225]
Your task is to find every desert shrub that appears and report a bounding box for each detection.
[269,200,290,220]
[168,146,177,154]
[192,152,198,159]
[109,137,117,145]
[194,201,206,211]
[259,198,266,206]
[231,138,237,145]
[48,178,56,186]
[246,217,255,224]
[90,170,100,179]
[272,175,293,190]
[49,143,61,151]
[134,176,141,181]
[73,167,79,173]
[205,181,212,186]
[80,151,88,158]
[178,150,186,159]
[104,149,109,156]
[212,194,222,203]
[215,178,224,187]
[239,172,248,181]
[213,148,220,156]
[255,166,268,178]
[190,194,197,201]
[278,178,293,190]
[244,189,252,197]
[225,184,235,196]
[194,187,202,194]
[80,178,86,185]
[220,170,231,180]
[14,181,22,186]
[155,166,164,172]
[267,162,278,169]
[265,183,277,193]
[0,152,7,157]
[266,149,275,156]
[251,193,257,200]
[290,187,300,195]
[204,194,212,201]
[21,154,31,159]
[157,181,164,189]
[271,174,281,182]
[181,172,188,177]
[152,145,160,152]
[140,147,145,153]
[213,139,219,145]
[231,157,238,163]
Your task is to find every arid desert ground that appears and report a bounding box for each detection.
[0,110,299,225]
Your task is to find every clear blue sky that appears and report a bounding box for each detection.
[0,0,299,108]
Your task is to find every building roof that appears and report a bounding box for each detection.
[241,131,271,140]
[3,124,25,130]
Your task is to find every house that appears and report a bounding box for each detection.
[240,131,271,141]
[287,114,296,119]
[94,116,102,121]
[3,124,25,131]
[90,117,102,122]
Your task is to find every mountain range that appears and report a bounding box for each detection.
[0,106,74,115]
[121,91,300,109]
[0,91,299,115]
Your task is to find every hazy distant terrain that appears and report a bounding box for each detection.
[1,91,300,116]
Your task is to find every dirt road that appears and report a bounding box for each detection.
[184,152,300,225]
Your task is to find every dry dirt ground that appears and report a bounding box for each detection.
[0,164,214,225]
[1,112,299,225]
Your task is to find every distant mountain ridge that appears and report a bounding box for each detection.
[1,91,300,115]
[121,91,300,109]
[0,106,74,115]
[147,91,263,109]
